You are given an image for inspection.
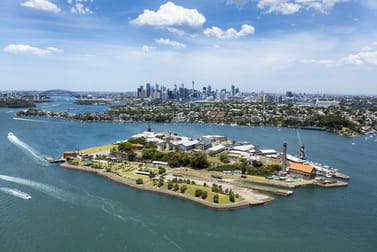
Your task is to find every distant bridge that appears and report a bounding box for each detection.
[40,89,81,98]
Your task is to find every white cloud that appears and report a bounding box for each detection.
[227,0,348,14]
[204,24,255,39]
[142,45,155,54]
[130,2,206,28]
[302,42,377,67]
[155,38,186,48]
[340,51,377,66]
[167,28,186,36]
[4,44,63,56]
[258,1,301,14]
[20,0,61,13]
[68,0,93,15]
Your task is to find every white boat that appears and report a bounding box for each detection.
[0,187,32,200]
[8,132,14,137]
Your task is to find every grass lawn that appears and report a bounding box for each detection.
[81,144,116,154]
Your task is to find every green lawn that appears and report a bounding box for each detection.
[81,144,116,154]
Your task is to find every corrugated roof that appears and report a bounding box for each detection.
[289,162,314,173]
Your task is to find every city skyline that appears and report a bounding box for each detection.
[1,0,377,94]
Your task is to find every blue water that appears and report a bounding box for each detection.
[0,99,376,251]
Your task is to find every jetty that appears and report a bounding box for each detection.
[45,157,66,163]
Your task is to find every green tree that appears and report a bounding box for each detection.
[136,178,143,184]
[118,141,133,152]
[173,183,179,191]
[229,191,235,202]
[201,190,208,199]
[180,185,187,193]
[213,194,219,203]
[219,153,230,163]
[195,189,202,197]
[252,160,263,168]
[190,152,209,169]
[167,180,173,190]
[208,150,217,157]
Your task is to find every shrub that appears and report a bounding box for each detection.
[229,191,235,202]
[201,191,208,199]
[180,185,187,193]
[213,194,219,203]
[167,180,173,190]
[173,183,179,191]
[195,189,202,197]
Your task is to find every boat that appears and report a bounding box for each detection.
[8,132,14,137]
[0,187,32,200]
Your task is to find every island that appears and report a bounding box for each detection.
[56,129,349,210]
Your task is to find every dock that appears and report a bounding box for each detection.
[313,178,348,188]
[45,157,66,163]
[236,183,293,196]
[334,172,350,180]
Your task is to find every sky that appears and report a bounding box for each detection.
[1,0,377,94]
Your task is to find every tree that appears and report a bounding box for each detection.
[158,177,164,187]
[219,153,230,163]
[195,189,202,197]
[167,180,173,190]
[180,185,187,193]
[208,150,217,157]
[240,158,248,176]
[136,178,143,184]
[142,148,159,160]
[190,152,209,169]
[252,160,263,168]
[229,191,235,202]
[118,141,133,152]
[127,150,136,161]
[201,190,208,199]
[173,183,179,191]
[213,194,219,203]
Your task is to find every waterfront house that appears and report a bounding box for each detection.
[288,163,316,180]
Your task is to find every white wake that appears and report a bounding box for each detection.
[7,132,48,165]
[0,187,31,200]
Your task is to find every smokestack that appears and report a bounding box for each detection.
[282,142,287,172]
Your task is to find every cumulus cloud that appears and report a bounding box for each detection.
[155,38,186,48]
[68,0,94,15]
[227,0,348,14]
[302,42,377,67]
[340,51,377,66]
[204,24,255,39]
[130,2,206,28]
[20,0,61,13]
[4,44,63,56]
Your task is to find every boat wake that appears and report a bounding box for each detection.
[0,174,183,250]
[7,132,49,165]
[0,187,31,200]
[13,117,50,123]
[0,174,131,220]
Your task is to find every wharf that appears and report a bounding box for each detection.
[334,172,350,180]
[236,183,293,196]
[45,157,66,163]
[313,179,348,188]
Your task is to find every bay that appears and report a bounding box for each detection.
[0,99,376,252]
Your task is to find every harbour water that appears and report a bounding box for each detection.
[1,98,376,251]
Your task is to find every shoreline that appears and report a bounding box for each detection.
[60,163,271,210]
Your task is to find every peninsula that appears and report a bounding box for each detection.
[58,130,349,210]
